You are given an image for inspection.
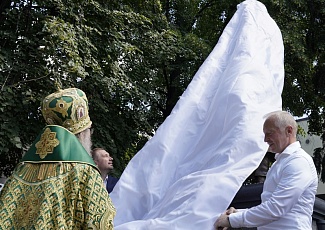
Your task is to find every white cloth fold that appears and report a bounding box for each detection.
[110,0,284,229]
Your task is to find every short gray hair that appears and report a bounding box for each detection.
[264,111,297,135]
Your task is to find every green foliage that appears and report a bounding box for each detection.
[1,0,325,179]
[263,0,325,125]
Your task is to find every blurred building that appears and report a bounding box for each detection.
[297,117,325,197]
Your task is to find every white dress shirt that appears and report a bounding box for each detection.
[104,175,108,188]
[229,141,318,229]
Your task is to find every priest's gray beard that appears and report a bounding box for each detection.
[77,131,92,156]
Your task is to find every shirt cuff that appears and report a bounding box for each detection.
[229,211,245,228]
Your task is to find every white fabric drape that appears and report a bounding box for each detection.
[110,0,284,229]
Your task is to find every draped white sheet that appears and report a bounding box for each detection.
[110,0,284,229]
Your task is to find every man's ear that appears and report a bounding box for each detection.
[286,126,293,136]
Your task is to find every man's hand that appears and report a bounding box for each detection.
[226,207,237,215]
[214,213,230,230]
[214,207,237,230]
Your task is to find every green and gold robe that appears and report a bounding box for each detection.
[0,125,115,229]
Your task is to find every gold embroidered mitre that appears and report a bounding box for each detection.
[41,88,92,134]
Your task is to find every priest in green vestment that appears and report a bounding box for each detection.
[0,88,116,229]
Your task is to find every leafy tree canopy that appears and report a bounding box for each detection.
[1,0,324,179]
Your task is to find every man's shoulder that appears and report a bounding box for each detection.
[106,175,119,193]
[107,175,119,183]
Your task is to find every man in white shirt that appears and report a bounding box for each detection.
[214,111,318,230]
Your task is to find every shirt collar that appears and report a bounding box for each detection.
[274,141,301,160]
[103,175,108,186]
